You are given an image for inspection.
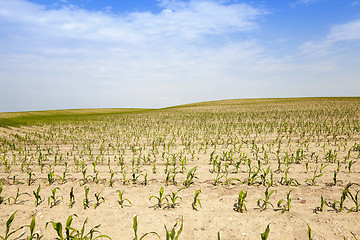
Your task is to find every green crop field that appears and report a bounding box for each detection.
[0,97,360,239]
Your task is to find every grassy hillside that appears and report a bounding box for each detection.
[1,97,359,127]
[0,108,150,127]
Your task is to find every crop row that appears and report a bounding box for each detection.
[1,183,360,214]
[2,210,359,240]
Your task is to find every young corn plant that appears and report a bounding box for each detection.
[234,190,247,213]
[0,211,24,240]
[117,190,131,208]
[314,195,329,213]
[80,168,90,186]
[48,187,62,208]
[213,172,225,186]
[183,167,198,188]
[348,189,360,212]
[109,171,116,187]
[280,164,300,186]
[83,186,90,209]
[149,187,167,209]
[277,189,293,214]
[164,216,183,240]
[92,171,100,184]
[346,160,356,173]
[57,162,70,184]
[27,171,35,186]
[47,166,55,186]
[261,224,270,240]
[8,187,30,205]
[305,168,322,186]
[257,187,275,211]
[166,189,182,208]
[332,171,337,186]
[305,222,313,240]
[24,214,41,240]
[69,187,75,208]
[133,215,160,240]
[33,184,43,207]
[72,217,112,240]
[332,183,351,212]
[94,190,105,209]
[46,215,77,240]
[191,190,202,211]
[0,186,3,204]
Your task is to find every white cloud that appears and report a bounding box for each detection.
[0,0,275,110]
[0,0,358,111]
[300,19,360,56]
[291,0,322,7]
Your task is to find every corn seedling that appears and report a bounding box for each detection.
[117,190,131,208]
[121,171,128,185]
[27,171,35,186]
[332,183,351,212]
[213,172,224,186]
[109,171,116,187]
[47,166,55,185]
[94,190,105,209]
[133,215,160,240]
[280,164,300,186]
[83,186,90,209]
[92,171,100,184]
[48,187,62,208]
[192,189,202,210]
[24,214,41,240]
[305,168,323,186]
[33,184,43,207]
[234,190,247,213]
[164,216,183,240]
[8,187,30,204]
[246,160,260,185]
[257,187,275,211]
[149,187,166,209]
[346,160,356,173]
[0,211,23,240]
[304,221,312,240]
[333,171,337,186]
[260,166,270,186]
[143,172,148,186]
[46,215,77,240]
[72,217,112,240]
[260,224,270,240]
[69,187,75,208]
[183,166,198,188]
[80,168,90,186]
[166,189,182,208]
[277,189,293,214]
[314,195,329,213]
[0,186,3,204]
[57,162,70,184]
[348,189,360,212]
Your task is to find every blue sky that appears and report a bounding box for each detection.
[0,0,359,112]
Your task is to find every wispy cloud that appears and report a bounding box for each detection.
[0,0,274,110]
[0,0,358,111]
[300,19,360,56]
[291,0,323,7]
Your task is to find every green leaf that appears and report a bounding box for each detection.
[261,224,270,240]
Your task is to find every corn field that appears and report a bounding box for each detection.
[0,97,360,239]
